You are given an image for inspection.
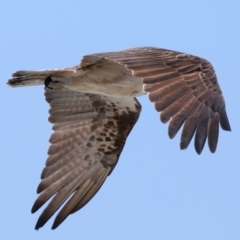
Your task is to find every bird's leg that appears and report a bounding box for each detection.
[44,76,71,90]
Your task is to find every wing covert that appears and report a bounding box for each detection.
[32,88,141,229]
[88,47,231,153]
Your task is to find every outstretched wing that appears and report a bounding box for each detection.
[83,47,231,154]
[32,88,141,229]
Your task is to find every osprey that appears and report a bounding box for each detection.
[8,47,231,230]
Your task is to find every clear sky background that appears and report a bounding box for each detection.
[1,1,240,239]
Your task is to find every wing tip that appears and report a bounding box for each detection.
[220,111,231,131]
[34,220,43,231]
[180,142,190,151]
[31,201,40,214]
[51,223,58,230]
[195,147,202,155]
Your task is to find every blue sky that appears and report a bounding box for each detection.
[1,1,240,239]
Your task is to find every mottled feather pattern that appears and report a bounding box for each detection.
[93,47,230,153]
[7,46,231,229]
[30,88,140,229]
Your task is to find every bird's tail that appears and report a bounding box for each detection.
[7,68,75,87]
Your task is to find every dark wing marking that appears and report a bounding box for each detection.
[32,88,141,229]
[84,47,231,154]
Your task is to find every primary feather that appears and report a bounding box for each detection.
[7,47,231,229]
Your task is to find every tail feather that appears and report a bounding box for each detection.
[8,68,75,87]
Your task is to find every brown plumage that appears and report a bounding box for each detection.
[7,47,231,230]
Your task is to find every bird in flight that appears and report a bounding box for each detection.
[8,47,231,230]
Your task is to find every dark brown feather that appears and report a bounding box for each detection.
[52,167,110,229]
[180,102,203,150]
[7,47,231,231]
[154,86,189,112]
[96,47,231,152]
[168,98,197,139]
[160,90,192,123]
[32,88,141,229]
[52,180,94,229]
[207,114,220,153]
[194,107,212,154]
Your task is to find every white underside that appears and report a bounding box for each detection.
[66,61,145,98]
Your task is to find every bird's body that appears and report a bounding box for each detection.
[8,47,231,230]
[70,59,144,97]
